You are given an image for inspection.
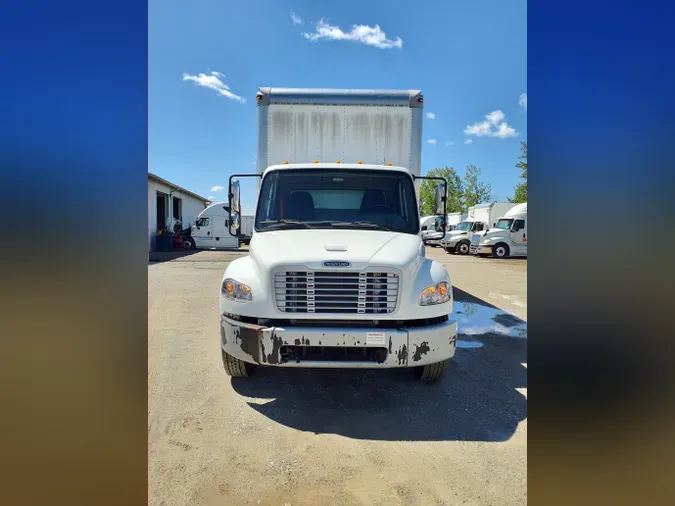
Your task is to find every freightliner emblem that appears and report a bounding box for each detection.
[323,261,351,268]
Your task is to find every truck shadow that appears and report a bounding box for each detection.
[230,288,527,442]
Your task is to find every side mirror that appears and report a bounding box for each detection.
[230,212,240,235]
[228,179,241,237]
[434,182,446,215]
[230,179,241,214]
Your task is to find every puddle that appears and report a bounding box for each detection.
[455,301,527,339]
[457,340,484,349]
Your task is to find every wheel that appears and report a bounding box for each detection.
[492,243,510,259]
[456,241,470,255]
[182,238,195,250]
[413,360,448,382]
[444,247,454,254]
[222,349,256,377]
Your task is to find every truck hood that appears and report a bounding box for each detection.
[249,229,422,272]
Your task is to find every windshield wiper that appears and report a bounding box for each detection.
[329,221,394,231]
[258,219,314,229]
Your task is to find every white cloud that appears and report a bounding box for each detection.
[426,138,437,145]
[519,92,527,109]
[464,139,473,144]
[464,109,519,139]
[210,185,225,192]
[445,141,454,147]
[303,19,402,49]
[426,112,436,119]
[182,71,246,103]
[290,12,303,25]
[208,196,215,201]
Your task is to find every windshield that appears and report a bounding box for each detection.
[255,169,419,234]
[495,218,514,230]
[454,221,473,231]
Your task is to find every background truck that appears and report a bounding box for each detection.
[421,215,446,246]
[220,87,458,382]
[426,212,467,247]
[239,215,254,245]
[440,203,515,254]
[191,202,240,249]
[471,202,527,258]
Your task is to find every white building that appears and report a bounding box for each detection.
[148,173,210,251]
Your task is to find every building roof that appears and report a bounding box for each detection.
[148,172,211,203]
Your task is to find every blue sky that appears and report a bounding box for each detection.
[150,0,527,214]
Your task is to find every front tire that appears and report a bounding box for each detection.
[414,359,448,382]
[456,241,470,255]
[492,243,510,259]
[182,238,195,250]
[222,350,256,377]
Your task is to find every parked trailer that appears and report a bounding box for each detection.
[220,87,457,382]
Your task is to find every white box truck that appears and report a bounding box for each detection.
[440,203,516,254]
[471,202,527,258]
[220,87,458,382]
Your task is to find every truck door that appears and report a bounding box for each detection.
[510,219,527,256]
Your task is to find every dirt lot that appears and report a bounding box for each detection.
[149,247,527,506]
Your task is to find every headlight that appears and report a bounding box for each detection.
[419,281,451,306]
[480,238,493,245]
[221,278,253,302]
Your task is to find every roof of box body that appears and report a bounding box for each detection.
[256,88,423,108]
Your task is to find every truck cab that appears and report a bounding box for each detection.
[440,219,487,255]
[219,87,458,382]
[471,203,527,258]
[191,202,239,250]
[422,216,446,246]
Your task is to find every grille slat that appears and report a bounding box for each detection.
[275,270,399,314]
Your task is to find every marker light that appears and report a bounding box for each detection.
[335,160,341,163]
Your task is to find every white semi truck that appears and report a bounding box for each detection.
[471,202,527,258]
[220,87,458,382]
[191,202,240,249]
[426,212,468,247]
[440,203,516,254]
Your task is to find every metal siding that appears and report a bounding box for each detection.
[266,104,414,168]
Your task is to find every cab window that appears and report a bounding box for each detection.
[512,219,525,231]
[196,217,210,227]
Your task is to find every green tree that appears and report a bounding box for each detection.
[418,167,463,216]
[509,141,527,203]
[462,164,493,208]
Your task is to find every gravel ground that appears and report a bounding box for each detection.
[149,248,527,506]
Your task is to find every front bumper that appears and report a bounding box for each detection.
[471,244,492,254]
[221,314,458,368]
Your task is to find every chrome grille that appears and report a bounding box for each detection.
[275,270,399,314]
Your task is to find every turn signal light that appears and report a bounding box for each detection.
[387,162,393,166]
[357,160,363,164]
[336,160,341,163]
